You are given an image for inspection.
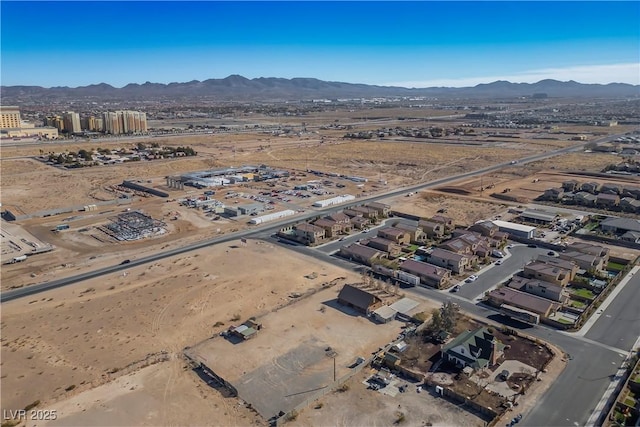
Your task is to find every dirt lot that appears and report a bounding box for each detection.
[0,239,359,415]
[386,191,509,226]
[294,368,485,427]
[184,284,437,420]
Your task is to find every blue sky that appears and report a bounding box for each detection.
[1,1,639,88]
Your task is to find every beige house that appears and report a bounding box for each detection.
[378,228,410,245]
[523,261,572,287]
[366,237,402,257]
[418,220,445,239]
[294,223,326,245]
[314,218,342,237]
[427,248,470,274]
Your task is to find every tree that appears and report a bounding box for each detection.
[440,301,460,333]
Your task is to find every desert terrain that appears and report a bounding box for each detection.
[0,239,359,418]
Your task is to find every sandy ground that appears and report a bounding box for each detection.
[0,239,359,414]
[294,368,485,427]
[30,362,263,427]
[385,191,509,226]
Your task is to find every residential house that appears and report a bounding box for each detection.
[575,191,597,206]
[543,187,565,201]
[399,259,451,288]
[293,223,326,245]
[620,197,640,213]
[441,327,505,370]
[562,180,580,192]
[418,220,445,239]
[581,182,601,194]
[393,223,426,244]
[366,237,402,258]
[378,228,410,245]
[351,206,379,220]
[621,186,640,200]
[340,244,385,266]
[567,242,610,260]
[431,215,454,232]
[326,212,353,233]
[596,193,620,209]
[350,216,370,230]
[366,202,391,217]
[427,248,471,274]
[600,183,622,195]
[314,218,342,238]
[559,251,607,272]
[337,284,383,315]
[523,261,572,287]
[469,220,499,238]
[535,255,579,280]
[342,208,363,218]
[487,287,561,318]
[621,231,640,243]
[600,217,640,234]
[508,276,569,304]
[447,231,492,258]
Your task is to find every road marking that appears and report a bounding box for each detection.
[560,334,627,355]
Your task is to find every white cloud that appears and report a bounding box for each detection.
[385,63,640,88]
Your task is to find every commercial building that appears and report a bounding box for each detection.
[492,220,536,239]
[63,111,81,133]
[0,106,21,129]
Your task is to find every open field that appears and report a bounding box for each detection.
[0,239,359,414]
[185,286,438,420]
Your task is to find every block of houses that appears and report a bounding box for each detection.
[581,182,601,194]
[399,259,451,288]
[487,287,561,318]
[340,244,385,266]
[600,217,640,234]
[418,220,445,239]
[431,215,454,231]
[562,180,580,192]
[620,197,640,213]
[441,327,505,370]
[508,276,569,304]
[314,218,342,238]
[337,284,383,315]
[378,228,410,245]
[366,237,402,258]
[393,223,426,244]
[294,223,326,245]
[366,202,391,217]
[596,193,620,209]
[445,232,492,258]
[427,248,471,274]
[523,261,572,287]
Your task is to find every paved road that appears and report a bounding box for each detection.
[405,284,628,427]
[583,272,640,351]
[455,245,549,300]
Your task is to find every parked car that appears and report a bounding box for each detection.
[495,259,504,265]
[450,285,460,293]
[527,244,537,248]
[466,275,478,283]
[547,251,557,256]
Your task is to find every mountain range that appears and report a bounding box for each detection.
[2,75,638,102]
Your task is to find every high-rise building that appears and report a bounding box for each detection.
[0,106,21,129]
[103,111,147,134]
[63,111,81,133]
